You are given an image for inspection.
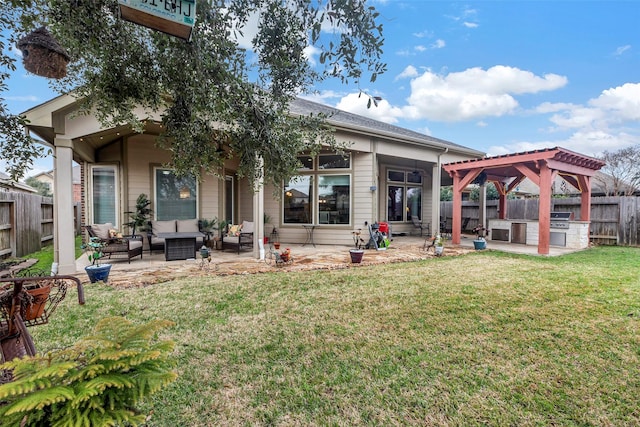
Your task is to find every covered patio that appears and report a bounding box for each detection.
[443,147,605,255]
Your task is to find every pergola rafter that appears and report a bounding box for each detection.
[443,147,605,255]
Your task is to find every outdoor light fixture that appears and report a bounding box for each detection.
[179,186,190,199]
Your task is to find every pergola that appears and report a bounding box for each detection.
[442,147,606,255]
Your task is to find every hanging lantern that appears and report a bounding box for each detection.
[17,27,70,79]
[118,0,196,41]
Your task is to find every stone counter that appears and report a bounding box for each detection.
[488,219,590,249]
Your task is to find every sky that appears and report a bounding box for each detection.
[3,1,640,178]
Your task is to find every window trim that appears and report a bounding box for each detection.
[88,164,119,227]
[153,167,199,221]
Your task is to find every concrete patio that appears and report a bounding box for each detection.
[75,234,585,287]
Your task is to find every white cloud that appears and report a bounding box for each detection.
[414,45,427,52]
[431,39,446,49]
[4,95,39,102]
[487,84,640,156]
[299,90,345,104]
[476,121,488,127]
[303,45,321,66]
[402,66,567,122]
[614,45,631,56]
[486,129,637,159]
[394,65,419,81]
[463,22,478,28]
[335,93,403,124]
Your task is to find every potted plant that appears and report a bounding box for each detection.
[213,219,228,250]
[263,213,272,244]
[199,217,218,248]
[82,237,112,283]
[124,193,153,236]
[434,234,445,256]
[349,231,365,263]
[472,225,488,250]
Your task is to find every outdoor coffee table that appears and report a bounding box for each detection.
[156,232,205,261]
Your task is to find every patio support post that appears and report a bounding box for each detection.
[53,138,77,274]
[579,175,592,222]
[451,172,462,244]
[479,183,487,230]
[431,162,442,238]
[537,161,552,255]
[253,157,265,260]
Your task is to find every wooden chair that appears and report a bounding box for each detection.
[411,216,430,236]
[85,224,143,263]
[221,220,254,254]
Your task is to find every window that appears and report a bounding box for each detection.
[386,170,422,222]
[284,176,313,223]
[318,175,350,224]
[283,153,351,225]
[90,165,118,226]
[154,168,198,220]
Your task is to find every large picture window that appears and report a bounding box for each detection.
[154,168,198,220]
[284,154,351,225]
[284,176,313,223]
[387,170,422,222]
[90,165,118,226]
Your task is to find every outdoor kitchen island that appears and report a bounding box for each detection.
[488,215,590,250]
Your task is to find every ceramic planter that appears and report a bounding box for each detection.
[349,249,364,263]
[473,239,487,250]
[85,264,112,283]
[435,246,444,256]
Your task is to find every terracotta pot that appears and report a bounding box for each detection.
[25,284,51,321]
[273,243,281,250]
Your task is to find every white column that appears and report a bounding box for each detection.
[53,138,77,274]
[253,158,265,259]
[431,163,441,236]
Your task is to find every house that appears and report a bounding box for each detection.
[507,171,638,198]
[21,94,484,274]
[0,171,38,194]
[30,166,82,202]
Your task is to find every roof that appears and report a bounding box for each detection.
[443,146,606,180]
[0,172,38,193]
[23,93,484,158]
[289,98,484,156]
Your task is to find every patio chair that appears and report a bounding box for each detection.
[221,220,254,254]
[85,223,143,263]
[411,216,430,236]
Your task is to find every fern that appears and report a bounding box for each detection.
[0,317,176,427]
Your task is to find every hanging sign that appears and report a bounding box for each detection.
[118,0,196,41]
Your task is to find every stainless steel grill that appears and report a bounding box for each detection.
[550,212,573,229]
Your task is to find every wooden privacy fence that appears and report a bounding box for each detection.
[0,192,82,258]
[441,196,640,247]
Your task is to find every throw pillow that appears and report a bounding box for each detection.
[228,224,242,237]
[92,223,113,240]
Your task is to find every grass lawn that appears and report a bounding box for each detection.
[16,235,83,274]
[31,246,640,426]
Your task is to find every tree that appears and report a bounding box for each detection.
[1,1,48,181]
[1,0,386,188]
[595,145,640,196]
[24,175,52,197]
[469,183,500,201]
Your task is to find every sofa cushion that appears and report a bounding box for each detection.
[240,221,254,234]
[129,239,143,250]
[177,219,199,233]
[151,220,176,234]
[92,223,113,240]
